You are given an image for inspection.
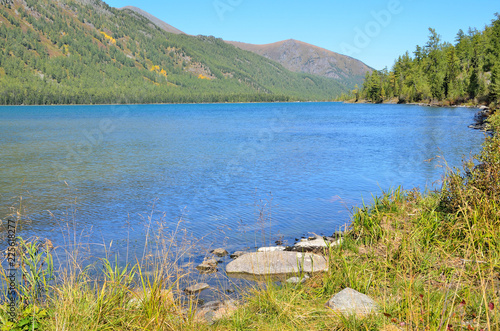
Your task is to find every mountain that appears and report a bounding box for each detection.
[117,7,371,88]
[118,6,185,35]
[227,39,372,87]
[0,0,349,105]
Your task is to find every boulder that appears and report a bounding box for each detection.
[325,287,377,316]
[257,246,286,252]
[226,251,328,279]
[211,248,228,257]
[184,283,210,294]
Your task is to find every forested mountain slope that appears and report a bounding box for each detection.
[0,0,348,105]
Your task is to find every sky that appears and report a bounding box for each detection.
[103,0,499,70]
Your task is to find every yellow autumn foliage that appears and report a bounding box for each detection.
[150,65,167,78]
[100,31,116,44]
[198,74,211,80]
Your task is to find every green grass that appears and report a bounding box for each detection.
[1,111,499,330]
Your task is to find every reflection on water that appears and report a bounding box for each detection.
[0,103,485,259]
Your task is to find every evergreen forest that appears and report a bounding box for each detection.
[348,14,500,107]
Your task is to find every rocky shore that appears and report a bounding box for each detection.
[185,232,348,323]
[469,105,495,131]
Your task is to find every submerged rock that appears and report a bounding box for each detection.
[196,257,218,273]
[184,283,210,294]
[226,251,328,279]
[211,248,228,257]
[325,287,377,316]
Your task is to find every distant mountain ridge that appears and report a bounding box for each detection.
[227,39,372,86]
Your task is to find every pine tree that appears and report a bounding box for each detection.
[366,71,382,103]
[490,61,500,103]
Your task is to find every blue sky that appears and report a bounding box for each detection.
[104,0,498,70]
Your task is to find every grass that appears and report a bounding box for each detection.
[0,211,231,330]
[0,110,499,330]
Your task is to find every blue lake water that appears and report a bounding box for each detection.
[0,102,486,260]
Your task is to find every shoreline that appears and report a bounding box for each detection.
[0,100,339,107]
[343,97,497,109]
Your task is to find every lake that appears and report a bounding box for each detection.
[0,102,486,261]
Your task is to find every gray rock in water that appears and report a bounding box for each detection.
[293,236,341,252]
[184,283,210,294]
[257,246,286,252]
[196,258,218,273]
[226,251,328,278]
[325,288,377,316]
[211,248,228,257]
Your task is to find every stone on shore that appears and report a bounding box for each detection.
[226,251,328,278]
[184,283,210,294]
[293,235,341,252]
[325,287,377,316]
[211,248,228,257]
[257,246,286,252]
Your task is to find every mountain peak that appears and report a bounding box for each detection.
[226,39,372,84]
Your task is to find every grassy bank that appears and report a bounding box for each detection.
[1,111,499,330]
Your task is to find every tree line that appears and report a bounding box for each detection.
[340,14,500,107]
